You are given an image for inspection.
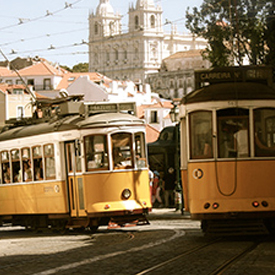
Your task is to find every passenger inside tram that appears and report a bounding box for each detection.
[218,118,249,158]
[234,122,249,157]
[3,166,11,183]
[113,147,126,167]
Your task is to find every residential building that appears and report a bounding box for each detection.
[146,49,211,99]
[88,0,207,82]
[0,59,173,139]
[0,84,33,127]
[0,58,66,92]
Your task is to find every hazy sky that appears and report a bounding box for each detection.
[0,0,203,67]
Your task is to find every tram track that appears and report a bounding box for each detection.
[208,240,260,275]
[135,237,263,275]
[135,238,222,275]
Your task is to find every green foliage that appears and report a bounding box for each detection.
[72,63,89,72]
[186,0,275,68]
[60,65,73,72]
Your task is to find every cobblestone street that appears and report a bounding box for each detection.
[1,213,275,275]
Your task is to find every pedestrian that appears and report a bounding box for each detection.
[163,167,176,208]
[151,171,163,207]
[148,168,154,204]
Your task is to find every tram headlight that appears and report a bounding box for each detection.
[262,201,268,207]
[122,189,131,200]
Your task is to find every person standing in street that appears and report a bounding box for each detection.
[163,167,176,208]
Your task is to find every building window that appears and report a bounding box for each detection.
[115,49,119,61]
[6,80,12,84]
[17,106,24,118]
[95,22,99,35]
[94,52,99,65]
[150,15,156,28]
[170,80,174,88]
[13,89,23,95]
[16,79,23,85]
[43,79,51,90]
[135,48,139,60]
[135,16,139,29]
[27,79,34,87]
[150,111,158,123]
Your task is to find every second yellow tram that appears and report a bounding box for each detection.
[179,66,275,234]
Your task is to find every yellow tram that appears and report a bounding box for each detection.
[0,97,151,231]
[179,66,275,234]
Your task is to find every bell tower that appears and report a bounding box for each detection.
[128,0,163,33]
[89,0,121,39]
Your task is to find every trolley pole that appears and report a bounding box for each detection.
[170,100,183,213]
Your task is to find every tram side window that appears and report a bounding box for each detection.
[44,144,56,179]
[1,151,10,184]
[85,135,109,171]
[254,108,275,157]
[22,148,32,182]
[33,146,43,181]
[217,108,249,158]
[11,149,21,182]
[112,133,133,169]
[189,111,213,159]
[135,132,147,168]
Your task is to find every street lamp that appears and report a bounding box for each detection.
[169,101,180,123]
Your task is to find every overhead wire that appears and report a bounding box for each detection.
[0,0,83,32]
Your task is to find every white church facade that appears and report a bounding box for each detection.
[88,0,207,82]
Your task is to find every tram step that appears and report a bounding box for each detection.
[108,215,150,229]
[203,219,269,236]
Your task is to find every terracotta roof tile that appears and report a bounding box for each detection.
[17,61,64,76]
[56,72,113,90]
[164,49,203,60]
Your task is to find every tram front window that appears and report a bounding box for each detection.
[189,111,213,159]
[217,108,249,158]
[254,108,275,157]
[111,133,133,169]
[135,132,147,168]
[85,135,109,170]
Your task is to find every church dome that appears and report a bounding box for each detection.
[96,0,114,16]
[136,0,155,9]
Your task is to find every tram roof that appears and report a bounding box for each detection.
[182,82,275,104]
[78,113,144,128]
[0,113,144,141]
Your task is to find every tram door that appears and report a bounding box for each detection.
[65,140,86,217]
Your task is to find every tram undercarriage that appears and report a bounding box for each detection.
[198,212,275,235]
[0,210,150,233]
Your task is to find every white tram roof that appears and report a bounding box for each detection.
[182,82,275,105]
[0,113,145,142]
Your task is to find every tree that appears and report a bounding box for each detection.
[186,0,273,68]
[60,65,73,72]
[72,63,89,72]
[265,1,275,69]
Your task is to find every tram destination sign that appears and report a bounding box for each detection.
[195,66,273,89]
[86,102,136,115]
